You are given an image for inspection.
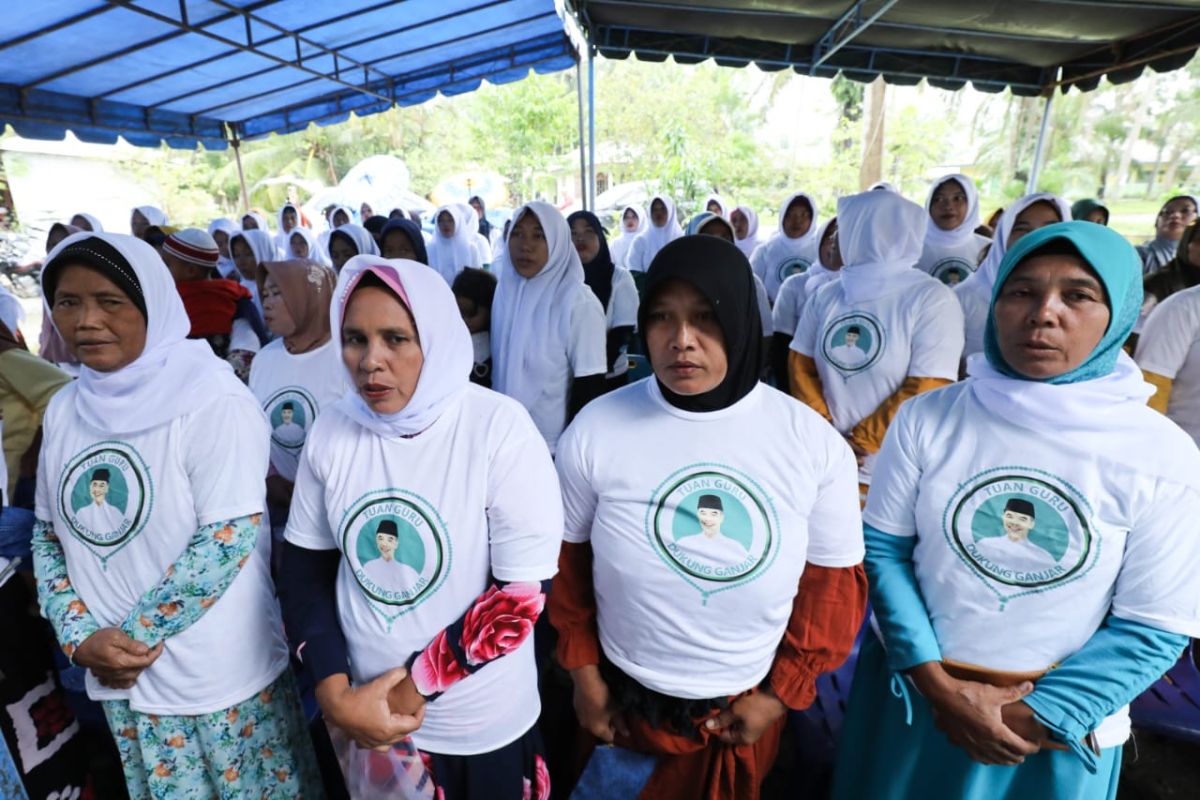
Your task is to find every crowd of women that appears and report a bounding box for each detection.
[0,174,1197,800]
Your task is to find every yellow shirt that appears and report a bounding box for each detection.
[0,349,70,497]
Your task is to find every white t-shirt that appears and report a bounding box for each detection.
[557,379,863,700]
[605,268,640,379]
[248,338,352,481]
[751,236,819,303]
[36,388,287,715]
[1135,285,1200,444]
[793,277,964,482]
[504,283,607,455]
[915,234,988,288]
[229,317,262,354]
[864,382,1200,748]
[284,387,563,755]
[772,272,825,336]
[752,275,773,339]
[955,280,990,360]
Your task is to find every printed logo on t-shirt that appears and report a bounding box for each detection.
[57,442,153,563]
[943,467,1098,606]
[821,311,884,377]
[932,257,973,287]
[340,489,451,624]
[777,256,812,284]
[646,464,780,603]
[264,386,319,453]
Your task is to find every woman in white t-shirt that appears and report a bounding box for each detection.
[550,235,866,800]
[750,191,820,303]
[1135,280,1200,445]
[833,221,1200,799]
[609,205,646,270]
[490,202,607,455]
[229,228,278,313]
[916,174,990,285]
[428,205,482,285]
[626,195,683,273]
[249,259,348,544]
[32,232,320,799]
[568,211,639,391]
[731,205,761,260]
[956,193,1072,360]
[791,191,963,493]
[772,217,842,394]
[280,255,562,800]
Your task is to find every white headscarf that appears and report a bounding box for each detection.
[132,205,167,228]
[868,181,900,194]
[329,224,379,259]
[733,205,760,258]
[0,284,25,336]
[72,213,104,232]
[285,226,329,265]
[631,194,683,268]
[491,201,587,403]
[967,193,1073,294]
[923,174,982,250]
[276,203,300,234]
[704,193,731,219]
[428,204,479,284]
[207,217,240,278]
[772,192,821,255]
[241,211,270,232]
[40,232,252,435]
[836,190,929,304]
[327,205,355,228]
[330,255,472,439]
[798,218,839,295]
[230,228,277,269]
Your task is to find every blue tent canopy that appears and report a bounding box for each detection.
[0,0,579,150]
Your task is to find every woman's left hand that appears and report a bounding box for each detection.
[1002,700,1067,751]
[704,689,786,746]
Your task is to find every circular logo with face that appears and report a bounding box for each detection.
[647,464,779,599]
[944,468,1096,600]
[265,387,319,452]
[777,256,812,284]
[340,490,450,620]
[58,442,153,560]
[932,257,973,287]
[821,311,884,376]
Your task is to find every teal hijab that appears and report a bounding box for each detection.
[983,221,1141,385]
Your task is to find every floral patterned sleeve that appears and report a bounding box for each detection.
[31,519,101,661]
[119,514,261,646]
[408,577,551,701]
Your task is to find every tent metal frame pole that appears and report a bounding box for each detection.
[576,58,587,210]
[588,45,597,210]
[1026,93,1054,194]
[231,129,250,212]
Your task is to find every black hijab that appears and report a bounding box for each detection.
[379,218,429,265]
[567,210,615,311]
[470,196,492,239]
[639,236,761,413]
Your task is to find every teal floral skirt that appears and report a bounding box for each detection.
[102,669,323,800]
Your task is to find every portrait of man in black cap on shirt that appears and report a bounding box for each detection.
[76,466,125,536]
[272,400,306,448]
[361,518,420,591]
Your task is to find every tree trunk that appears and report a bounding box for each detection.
[1114,88,1148,194]
[859,77,886,189]
[1161,144,1187,193]
[1145,121,1171,199]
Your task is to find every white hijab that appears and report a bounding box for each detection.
[208,217,240,278]
[836,190,928,304]
[428,204,479,283]
[241,211,270,233]
[618,205,647,238]
[72,213,104,232]
[923,174,982,250]
[733,205,760,258]
[491,201,587,402]
[133,205,167,228]
[41,232,251,435]
[965,193,1072,294]
[329,224,379,259]
[967,350,1200,490]
[799,218,839,294]
[328,205,356,229]
[0,284,25,336]
[771,192,821,257]
[704,193,731,219]
[230,228,277,269]
[868,181,900,194]
[276,203,300,236]
[632,194,683,266]
[285,226,329,266]
[330,255,472,440]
